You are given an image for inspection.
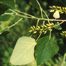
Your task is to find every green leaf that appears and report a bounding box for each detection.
[0,12,15,34]
[0,10,14,21]
[35,35,59,65]
[10,36,36,65]
[54,22,62,30]
[0,0,16,9]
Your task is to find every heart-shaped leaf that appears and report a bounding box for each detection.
[35,35,59,65]
[10,36,36,65]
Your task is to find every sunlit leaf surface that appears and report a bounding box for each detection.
[10,36,36,65]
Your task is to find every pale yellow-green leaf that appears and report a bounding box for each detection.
[10,36,36,65]
[53,10,60,18]
[27,59,37,66]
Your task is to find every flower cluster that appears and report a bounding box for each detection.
[61,31,66,37]
[49,6,66,19]
[29,23,54,34]
[49,6,66,13]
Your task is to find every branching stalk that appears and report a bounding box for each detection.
[9,9,66,23]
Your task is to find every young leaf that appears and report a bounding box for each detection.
[10,36,36,65]
[35,35,59,65]
[53,10,60,18]
[54,22,62,30]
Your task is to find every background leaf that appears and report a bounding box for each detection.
[35,35,59,65]
[0,0,16,9]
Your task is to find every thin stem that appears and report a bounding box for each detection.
[15,10,36,18]
[60,21,64,24]
[36,19,40,27]
[9,9,66,22]
[36,0,50,23]
[7,18,23,29]
[17,13,66,22]
[9,9,36,19]
[36,0,43,18]
[36,32,42,41]
[43,21,45,25]
[42,10,50,23]
[2,13,14,16]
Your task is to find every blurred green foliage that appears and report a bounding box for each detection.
[0,0,66,66]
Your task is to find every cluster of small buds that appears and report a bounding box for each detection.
[49,6,66,13]
[49,6,66,18]
[29,23,54,34]
[29,25,47,34]
[46,23,54,29]
[61,31,66,37]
